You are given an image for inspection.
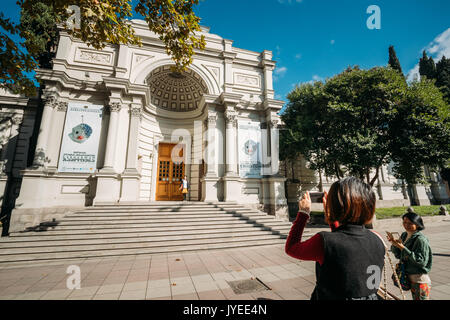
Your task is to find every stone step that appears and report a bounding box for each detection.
[0,234,285,255]
[54,216,284,226]
[76,207,249,214]
[0,229,291,249]
[63,212,268,220]
[9,224,293,238]
[4,226,297,242]
[13,220,291,233]
[85,203,239,210]
[0,238,285,264]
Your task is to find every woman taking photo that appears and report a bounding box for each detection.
[285,177,386,300]
[387,212,432,300]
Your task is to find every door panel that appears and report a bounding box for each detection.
[156,143,185,201]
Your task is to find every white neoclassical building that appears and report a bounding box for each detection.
[6,21,288,232]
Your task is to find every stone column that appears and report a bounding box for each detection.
[33,95,58,167]
[120,104,142,202]
[201,111,219,202]
[101,102,121,171]
[94,101,122,205]
[47,101,68,171]
[265,119,288,221]
[223,108,241,202]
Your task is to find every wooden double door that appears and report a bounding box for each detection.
[155,143,185,201]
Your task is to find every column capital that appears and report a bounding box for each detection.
[269,120,280,129]
[108,102,122,113]
[224,110,238,127]
[57,101,68,112]
[130,106,142,119]
[43,95,59,109]
[207,113,218,126]
[11,114,23,125]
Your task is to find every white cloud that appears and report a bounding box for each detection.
[306,75,324,84]
[407,28,450,82]
[273,66,287,82]
[295,53,302,59]
[330,39,335,45]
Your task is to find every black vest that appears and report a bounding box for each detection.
[311,224,385,300]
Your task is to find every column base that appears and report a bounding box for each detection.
[119,169,141,202]
[223,175,241,202]
[201,176,219,202]
[93,172,121,205]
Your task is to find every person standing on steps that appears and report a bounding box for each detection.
[180,175,189,201]
[285,177,386,300]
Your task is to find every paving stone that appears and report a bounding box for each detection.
[123,281,147,292]
[119,289,146,300]
[146,286,171,299]
[93,292,121,300]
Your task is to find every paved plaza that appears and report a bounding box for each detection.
[0,217,449,300]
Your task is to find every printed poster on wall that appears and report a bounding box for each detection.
[58,103,103,173]
[238,121,263,178]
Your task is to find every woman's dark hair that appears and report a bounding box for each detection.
[326,177,376,225]
[402,212,425,231]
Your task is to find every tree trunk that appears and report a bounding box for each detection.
[369,167,380,187]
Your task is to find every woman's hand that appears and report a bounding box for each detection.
[386,233,405,250]
[298,191,311,215]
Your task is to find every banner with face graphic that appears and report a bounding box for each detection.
[58,103,103,173]
[238,121,263,178]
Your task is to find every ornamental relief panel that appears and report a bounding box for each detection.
[234,73,261,88]
[74,48,114,66]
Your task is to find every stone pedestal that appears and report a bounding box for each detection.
[265,176,289,221]
[120,169,141,202]
[201,176,219,202]
[93,171,121,205]
[223,176,241,202]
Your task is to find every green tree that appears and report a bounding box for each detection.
[389,79,450,184]
[1,0,206,96]
[419,50,437,80]
[281,66,450,187]
[388,45,404,76]
[436,55,450,103]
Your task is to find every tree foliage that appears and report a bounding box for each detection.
[388,45,404,76]
[281,66,450,186]
[1,0,206,96]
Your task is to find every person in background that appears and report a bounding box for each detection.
[179,175,189,201]
[285,177,385,300]
[387,212,432,300]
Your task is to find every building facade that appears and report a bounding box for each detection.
[5,21,288,232]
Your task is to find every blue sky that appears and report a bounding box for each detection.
[195,0,450,102]
[3,0,450,102]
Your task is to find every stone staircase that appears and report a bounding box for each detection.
[0,202,311,265]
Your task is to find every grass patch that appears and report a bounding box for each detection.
[375,204,449,220]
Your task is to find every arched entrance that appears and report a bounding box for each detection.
[145,65,209,201]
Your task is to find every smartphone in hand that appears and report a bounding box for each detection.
[309,192,325,203]
[386,231,401,241]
